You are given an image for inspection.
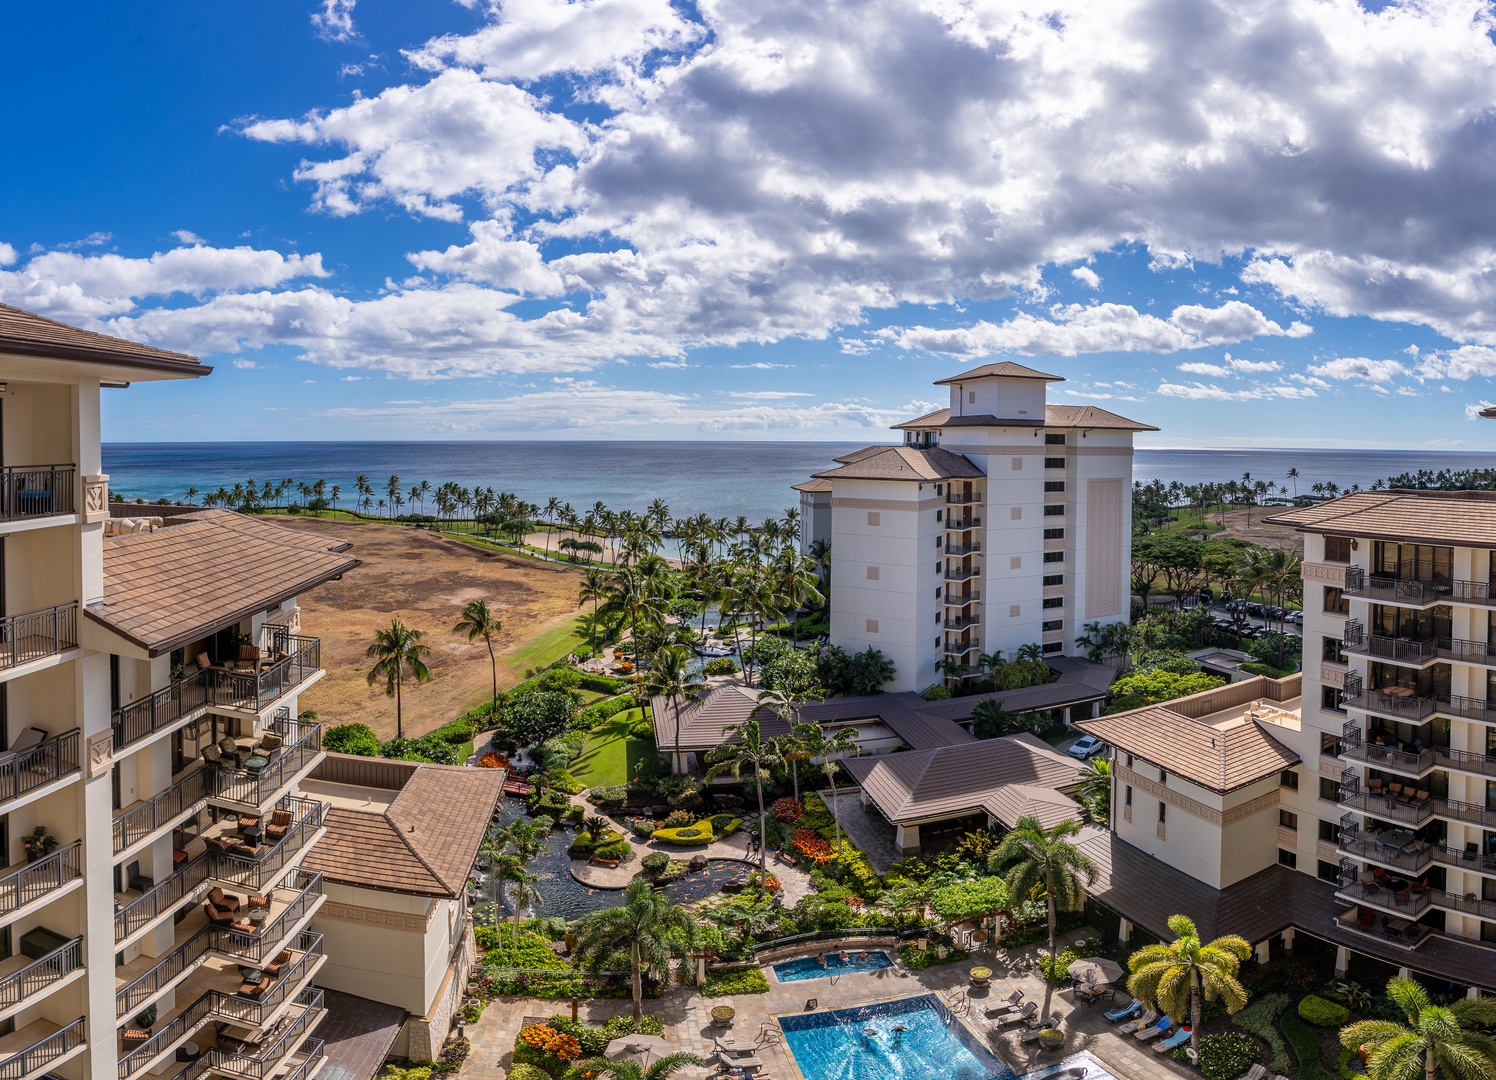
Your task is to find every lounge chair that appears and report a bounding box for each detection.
[1155,1027,1193,1053]
[1105,998,1142,1022]
[208,887,240,913]
[984,991,1027,1018]
[1019,1017,1061,1044]
[259,731,284,753]
[1239,1065,1269,1080]
[1135,1015,1173,1041]
[993,1002,1037,1027]
[1117,1010,1156,1035]
[0,727,45,768]
[265,809,294,842]
[204,900,236,928]
[217,737,243,768]
[262,950,293,977]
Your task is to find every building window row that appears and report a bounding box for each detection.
[1045,433,1066,445]
[1044,481,1066,493]
[1325,536,1352,562]
[1042,619,1063,632]
[1042,597,1064,609]
[1043,551,1064,564]
[1044,457,1065,469]
[1044,504,1065,517]
[1043,574,1064,586]
[1043,528,1065,540]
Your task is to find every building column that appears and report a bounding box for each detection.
[1469,987,1483,1001]
[1335,946,1351,978]
[1399,967,1412,980]
[1254,939,1271,965]
[1117,919,1131,945]
[1281,928,1295,954]
[894,824,919,855]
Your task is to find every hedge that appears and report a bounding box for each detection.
[1232,993,1291,1073]
[898,943,969,970]
[654,814,742,846]
[1280,1011,1333,1080]
[325,723,380,756]
[1298,995,1350,1027]
[702,967,770,996]
[931,877,1011,922]
[1173,1033,1258,1080]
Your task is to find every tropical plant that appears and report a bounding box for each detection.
[453,599,503,716]
[705,719,784,872]
[645,644,705,773]
[1127,913,1252,1061]
[1340,976,1496,1080]
[793,720,859,852]
[575,879,697,1023]
[990,816,1098,1019]
[758,686,823,799]
[1077,758,1112,823]
[365,618,433,740]
[576,1054,705,1080]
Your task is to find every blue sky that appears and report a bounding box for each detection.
[7,0,1496,448]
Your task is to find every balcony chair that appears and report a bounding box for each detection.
[195,652,214,673]
[122,1028,152,1046]
[238,813,261,832]
[229,915,259,934]
[262,949,292,977]
[247,895,271,910]
[258,731,284,753]
[201,745,230,772]
[204,835,237,854]
[208,887,240,913]
[237,645,264,672]
[265,809,293,842]
[1415,790,1430,805]
[126,861,154,894]
[1411,878,1429,894]
[1467,842,1480,861]
[238,973,271,998]
[1396,890,1412,904]
[1369,779,1384,795]
[1358,907,1374,928]
[0,727,46,770]
[1373,867,1390,884]
[1388,783,1403,798]
[231,840,263,859]
[217,737,244,768]
[204,900,237,927]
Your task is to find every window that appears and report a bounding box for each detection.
[1043,597,1064,609]
[1125,754,1134,769]
[936,509,942,522]
[866,566,880,581]
[935,536,942,549]
[1280,768,1299,791]
[1277,849,1298,869]
[1043,551,1065,563]
[1325,536,1352,562]
[1043,641,1063,654]
[1279,810,1298,830]
[1322,686,1346,714]
[1158,802,1167,823]
[1042,619,1063,632]
[1159,768,1168,785]
[1044,457,1065,469]
[1044,504,1065,516]
[1322,636,1346,664]
[935,484,943,495]
[1324,586,1349,614]
[1125,785,1132,806]
[1044,481,1066,493]
[1317,860,1340,883]
[1319,776,1341,802]
[1043,528,1065,540]
[1045,433,1066,445]
[1320,731,1343,757]
[1318,819,1341,843]
[865,619,879,633]
[1043,574,1064,586]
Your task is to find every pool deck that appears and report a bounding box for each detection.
[459,935,1196,1080]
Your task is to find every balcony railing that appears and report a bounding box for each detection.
[945,515,981,531]
[0,729,80,808]
[113,769,208,854]
[1334,877,1434,917]
[943,591,980,606]
[1431,745,1496,779]
[944,542,981,556]
[1332,907,1432,948]
[208,717,322,808]
[112,671,212,752]
[209,989,325,1080]
[1342,623,1438,664]
[1338,774,1435,826]
[944,640,979,657]
[1434,694,1496,723]
[0,937,82,1012]
[214,871,323,964]
[0,603,78,673]
[1342,568,1443,605]
[946,493,981,505]
[1428,794,1496,830]
[208,797,327,893]
[1336,823,1435,875]
[944,566,980,583]
[944,614,980,631]
[1432,890,1496,921]
[0,841,82,919]
[115,854,212,944]
[0,466,76,523]
[1431,844,1496,875]
[1341,675,1437,722]
[0,1018,84,1080]
[1338,722,1435,776]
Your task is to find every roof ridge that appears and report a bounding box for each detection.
[383,802,457,895]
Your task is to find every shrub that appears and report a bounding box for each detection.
[590,785,628,806]
[629,818,657,838]
[641,852,670,877]
[922,685,952,700]
[663,809,694,828]
[773,798,805,823]
[1037,1028,1065,1049]
[654,824,712,846]
[577,672,630,694]
[1232,994,1290,1073]
[432,719,476,744]
[704,657,738,676]
[791,828,834,864]
[702,967,770,996]
[1173,1033,1258,1080]
[325,723,380,756]
[593,839,632,861]
[628,717,655,739]
[381,735,460,765]
[1105,669,1225,713]
[543,768,584,795]
[517,1026,582,1062]
[898,943,969,970]
[708,814,742,837]
[507,1066,550,1080]
[1298,995,1350,1027]
[1281,1011,1333,1080]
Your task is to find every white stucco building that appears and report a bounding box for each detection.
[796,362,1154,693]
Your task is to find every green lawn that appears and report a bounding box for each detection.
[498,615,590,689]
[571,708,656,788]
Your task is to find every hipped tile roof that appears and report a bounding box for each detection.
[813,445,984,482]
[932,362,1063,384]
[1264,489,1496,546]
[1075,705,1300,794]
[0,303,206,374]
[890,404,1156,431]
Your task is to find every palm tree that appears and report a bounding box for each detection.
[989,816,1098,1018]
[1127,913,1251,1061]
[1077,758,1111,823]
[453,599,503,719]
[1287,466,1300,497]
[365,618,433,740]
[1341,976,1496,1080]
[577,1053,705,1080]
[646,644,705,774]
[575,879,696,1023]
[793,720,859,851]
[578,568,611,652]
[706,718,784,872]
[184,486,198,505]
[501,867,545,949]
[971,698,1018,739]
[757,687,822,799]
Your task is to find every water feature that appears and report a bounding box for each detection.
[773,951,893,982]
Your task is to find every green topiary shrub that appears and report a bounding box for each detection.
[922,685,952,700]
[1298,995,1350,1027]
[593,839,632,861]
[702,966,770,996]
[653,824,712,845]
[703,657,738,676]
[641,852,670,877]
[325,723,380,756]
[507,1065,550,1080]
[589,785,628,806]
[1173,1033,1258,1080]
[628,717,655,739]
[1232,993,1291,1073]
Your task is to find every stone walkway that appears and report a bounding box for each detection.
[821,790,901,875]
[460,934,1195,1080]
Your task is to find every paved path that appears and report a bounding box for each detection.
[821,790,902,875]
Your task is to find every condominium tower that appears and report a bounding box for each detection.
[796,362,1155,693]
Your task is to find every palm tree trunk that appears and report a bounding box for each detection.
[631,940,644,1023]
[511,885,523,951]
[1191,977,1202,1059]
[1427,1044,1437,1080]
[493,875,505,963]
[487,640,498,717]
[754,765,768,873]
[1042,894,1057,1018]
[672,695,683,775]
[792,759,799,802]
[396,670,403,740]
[828,770,843,853]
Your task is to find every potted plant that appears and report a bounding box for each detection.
[1037,1028,1065,1050]
[134,1006,157,1031]
[711,1005,735,1028]
[22,828,58,863]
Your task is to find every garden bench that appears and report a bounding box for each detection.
[588,856,620,868]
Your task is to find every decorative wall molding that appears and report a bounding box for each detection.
[83,474,109,523]
[1123,803,1133,823]
[320,900,432,932]
[1319,757,1345,779]
[1304,562,1348,588]
[831,497,945,512]
[1317,840,1341,863]
[1224,789,1283,825]
[88,731,113,778]
[1320,663,1347,687]
[1277,826,1298,848]
[1117,765,1223,824]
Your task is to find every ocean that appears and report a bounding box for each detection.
[100,441,1496,524]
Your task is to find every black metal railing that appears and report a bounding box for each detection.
[1342,568,1443,604]
[0,728,80,807]
[209,989,325,1080]
[944,640,980,656]
[115,854,212,944]
[1432,844,1496,875]
[944,543,981,556]
[1333,908,1432,948]
[0,603,78,671]
[946,492,981,505]
[211,636,321,714]
[1334,878,1434,916]
[1336,825,1435,875]
[943,591,980,605]
[944,614,979,631]
[0,1018,84,1080]
[0,465,75,522]
[0,937,82,1010]
[113,769,207,854]
[214,871,324,964]
[1433,890,1496,920]
[207,718,322,807]
[0,841,82,919]
[945,516,981,530]
[208,797,327,893]
[944,566,980,582]
[1432,745,1496,778]
[1338,774,1436,826]
[1341,677,1438,722]
[1342,623,1439,664]
[112,670,212,751]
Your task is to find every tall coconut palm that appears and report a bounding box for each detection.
[646,644,705,773]
[453,599,503,719]
[989,816,1098,1018]
[575,879,696,1023]
[1076,758,1112,824]
[793,719,859,851]
[706,718,784,872]
[578,1053,705,1080]
[1127,913,1251,1061]
[757,687,823,800]
[365,618,433,740]
[501,867,545,949]
[578,568,612,651]
[477,828,521,962]
[1341,976,1496,1080]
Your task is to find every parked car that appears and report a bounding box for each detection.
[1068,735,1106,760]
[1247,602,1265,616]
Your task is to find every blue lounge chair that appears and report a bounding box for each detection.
[1105,998,1141,1022]
[1154,1027,1193,1054]
[1135,1015,1173,1041]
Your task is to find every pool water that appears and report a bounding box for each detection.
[779,994,1010,1080]
[773,951,893,982]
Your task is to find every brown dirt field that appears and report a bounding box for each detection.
[1207,507,1306,553]
[275,519,584,741]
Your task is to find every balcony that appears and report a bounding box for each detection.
[1434,694,1496,724]
[946,492,982,506]
[0,1017,85,1080]
[1431,745,1496,780]
[1336,822,1435,876]
[0,467,76,525]
[944,639,980,657]
[0,604,78,673]
[1340,674,1437,722]
[115,854,212,945]
[1338,774,1435,826]
[1432,890,1496,921]
[209,988,325,1080]
[1338,721,1434,777]
[207,797,327,894]
[1431,844,1496,876]
[207,718,323,809]
[945,515,980,531]
[0,937,82,1015]
[114,769,208,854]
[944,614,980,631]
[943,591,980,607]
[1334,876,1435,918]
[1428,795,1496,831]
[0,730,79,809]
[944,566,980,583]
[0,842,82,922]
[1342,622,1438,665]
[1342,568,1443,606]
[944,542,981,557]
[1332,906,1433,948]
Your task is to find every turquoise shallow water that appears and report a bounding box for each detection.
[773,951,893,982]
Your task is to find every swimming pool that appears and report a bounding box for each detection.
[779,994,1008,1080]
[773,950,893,982]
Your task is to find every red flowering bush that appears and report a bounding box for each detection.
[477,752,513,771]
[772,798,805,823]
[763,875,782,892]
[791,828,835,864]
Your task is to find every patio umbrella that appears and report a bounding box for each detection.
[1066,956,1124,984]
[605,1035,672,1063]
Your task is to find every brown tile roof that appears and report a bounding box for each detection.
[0,303,207,376]
[843,732,1080,825]
[813,445,984,482]
[800,693,976,751]
[304,761,505,897]
[1263,489,1496,546]
[652,684,783,752]
[1075,705,1300,794]
[792,478,833,493]
[86,509,359,655]
[933,362,1063,384]
[1043,404,1160,432]
[891,408,951,430]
